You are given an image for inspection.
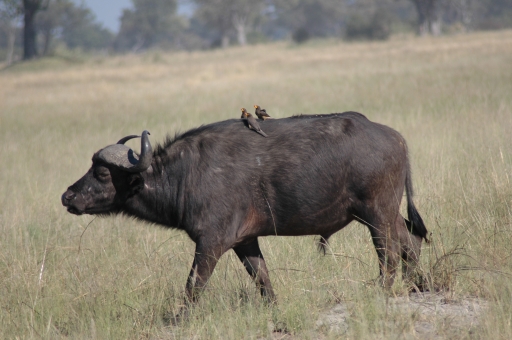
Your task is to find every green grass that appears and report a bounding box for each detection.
[1,30,512,338]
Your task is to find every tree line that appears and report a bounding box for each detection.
[1,0,511,63]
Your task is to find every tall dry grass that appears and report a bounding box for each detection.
[1,30,511,338]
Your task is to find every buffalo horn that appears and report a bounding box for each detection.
[117,135,140,145]
[96,130,153,173]
[128,130,152,172]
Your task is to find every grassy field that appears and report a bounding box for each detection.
[1,30,512,339]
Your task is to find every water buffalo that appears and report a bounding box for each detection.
[62,111,428,321]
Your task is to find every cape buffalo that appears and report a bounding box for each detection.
[62,111,428,322]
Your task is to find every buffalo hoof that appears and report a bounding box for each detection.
[272,321,289,334]
[163,308,190,326]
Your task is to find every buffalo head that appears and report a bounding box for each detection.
[62,131,152,215]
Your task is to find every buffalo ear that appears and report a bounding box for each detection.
[128,174,144,195]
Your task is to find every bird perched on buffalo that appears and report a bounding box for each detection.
[241,108,267,137]
[254,105,272,120]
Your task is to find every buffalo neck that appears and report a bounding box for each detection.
[122,156,182,229]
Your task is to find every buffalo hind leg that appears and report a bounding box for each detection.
[361,214,401,289]
[170,241,225,325]
[233,238,276,304]
[398,216,423,285]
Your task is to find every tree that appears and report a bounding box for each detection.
[35,0,112,55]
[35,0,68,55]
[22,0,48,59]
[272,0,343,42]
[472,0,512,30]
[193,0,265,48]
[454,0,473,30]
[114,0,182,52]
[409,0,441,35]
[231,0,264,46]
[342,0,395,41]
[0,0,21,64]
[57,2,112,50]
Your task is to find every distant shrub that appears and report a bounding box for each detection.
[292,27,310,44]
[247,32,269,45]
[345,10,391,41]
[476,16,512,31]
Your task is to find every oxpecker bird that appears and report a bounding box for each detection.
[254,105,272,120]
[241,108,267,137]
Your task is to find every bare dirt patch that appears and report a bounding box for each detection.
[315,292,488,339]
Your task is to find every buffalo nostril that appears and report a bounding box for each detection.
[62,191,76,204]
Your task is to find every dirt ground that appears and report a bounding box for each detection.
[270,292,488,339]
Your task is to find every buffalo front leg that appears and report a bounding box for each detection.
[171,242,225,324]
[233,238,276,304]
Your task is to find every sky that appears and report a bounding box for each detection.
[82,0,194,33]
[82,0,132,33]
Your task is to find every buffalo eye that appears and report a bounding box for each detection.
[94,166,110,181]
